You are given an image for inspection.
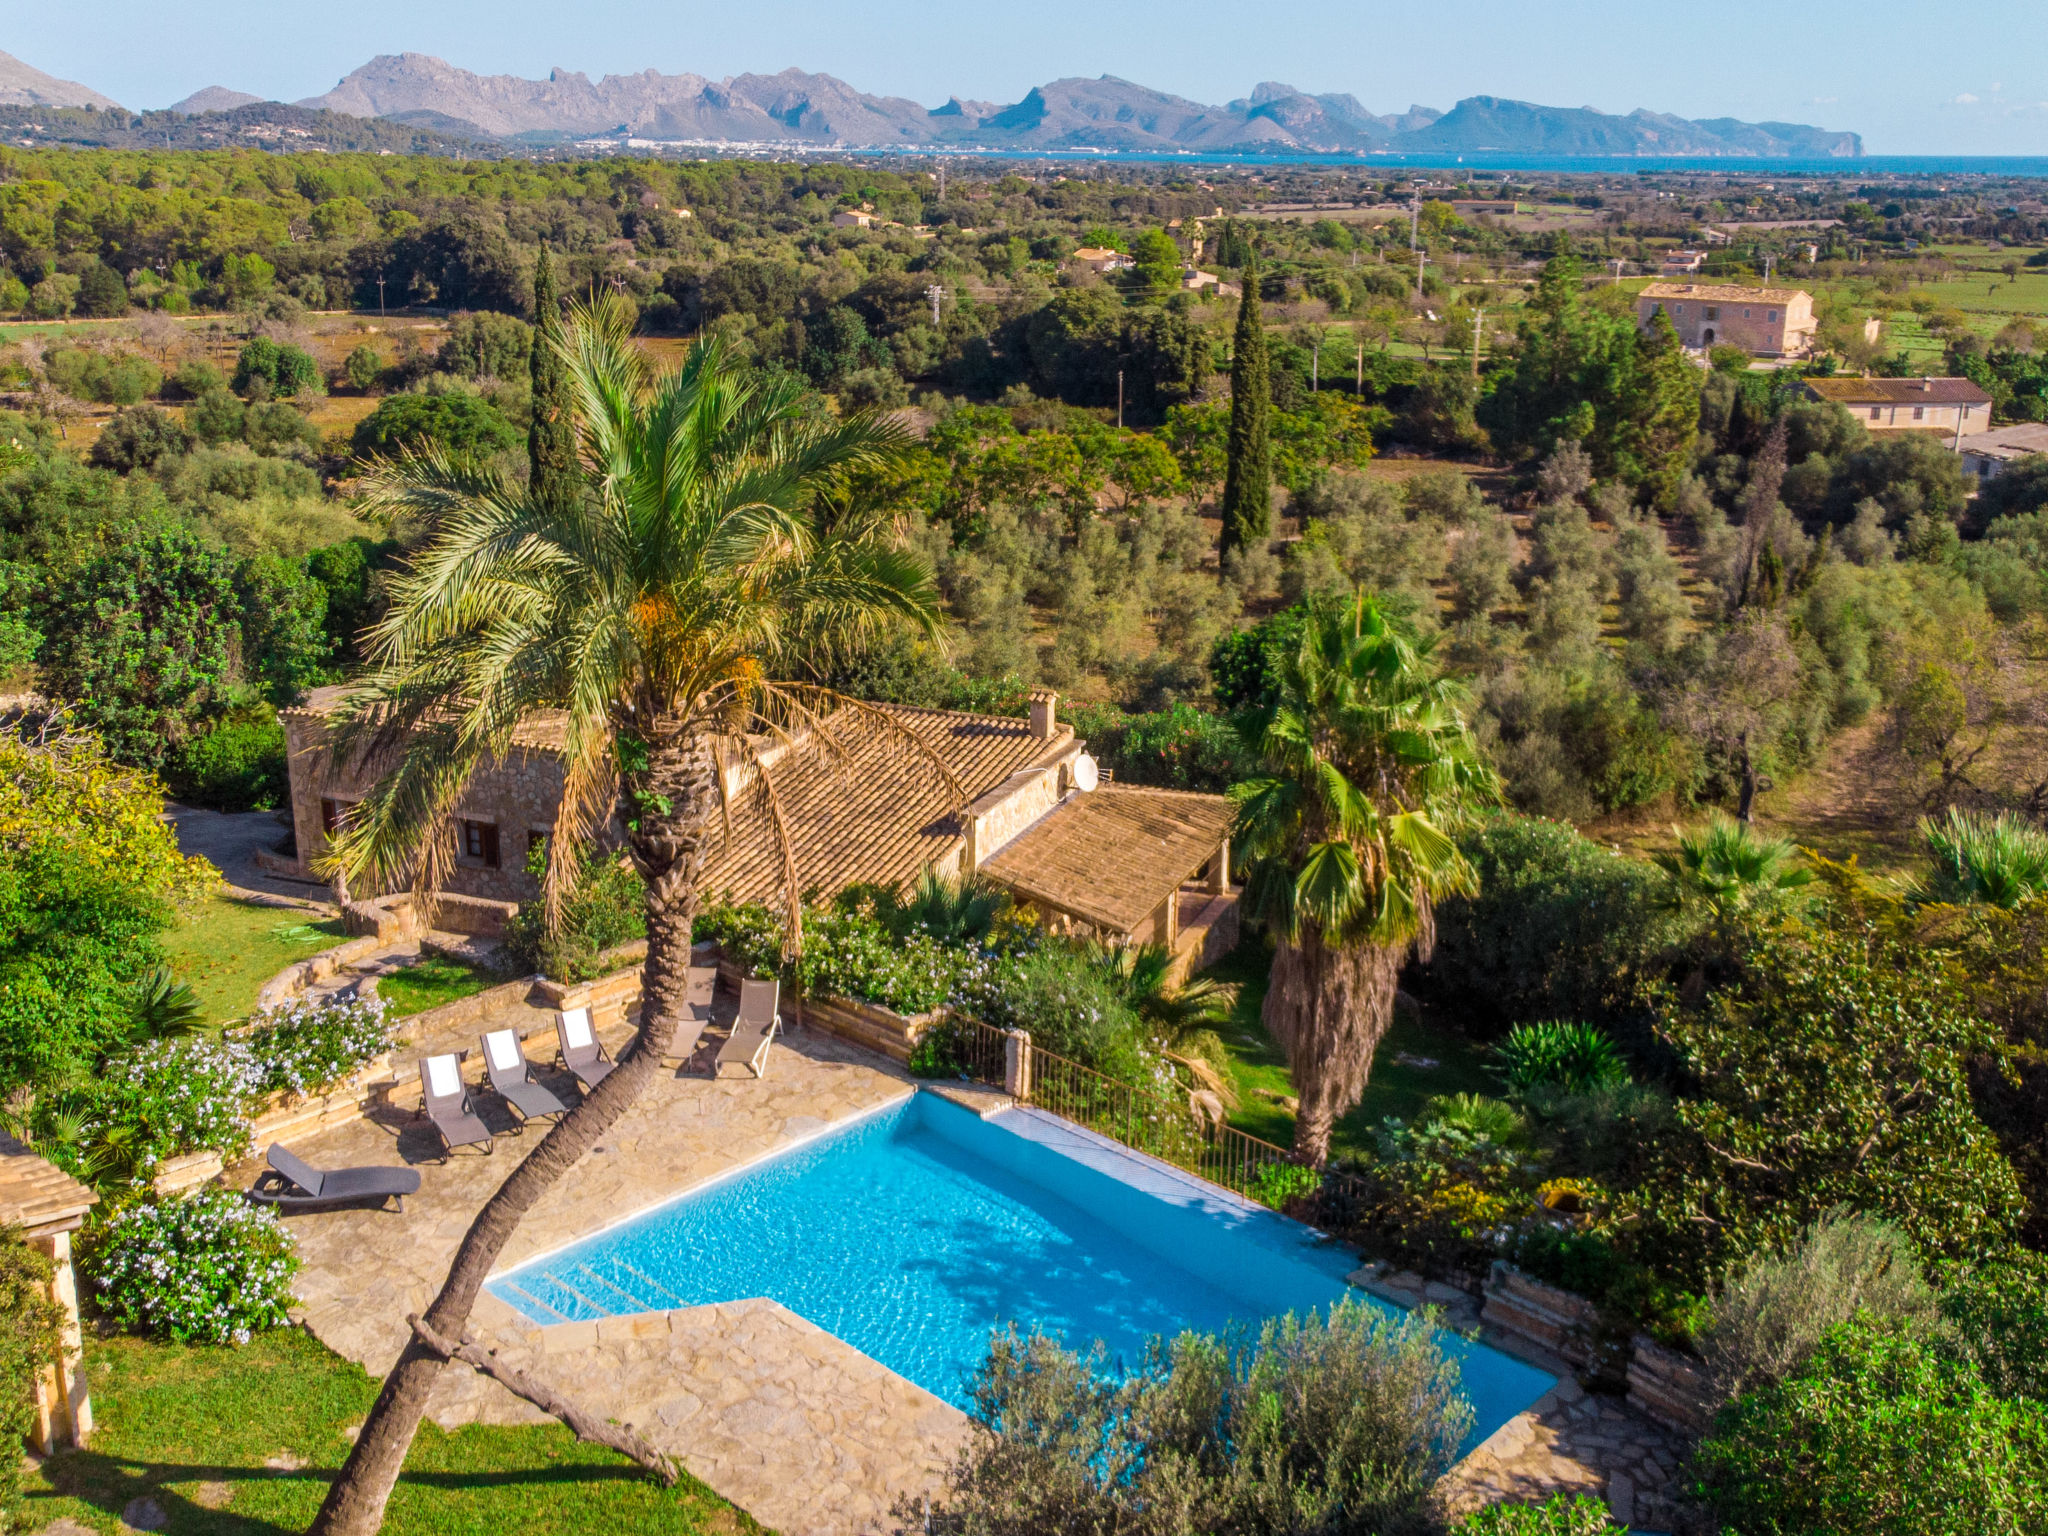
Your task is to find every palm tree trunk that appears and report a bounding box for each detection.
[310,732,717,1536]
[1264,926,1404,1167]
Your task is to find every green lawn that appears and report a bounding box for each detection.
[159,897,349,1026]
[25,1330,756,1535]
[1200,940,1496,1164]
[375,956,498,1019]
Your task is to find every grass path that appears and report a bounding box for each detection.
[1200,940,1495,1164]
[159,896,348,1026]
[375,955,498,1019]
[26,1331,756,1536]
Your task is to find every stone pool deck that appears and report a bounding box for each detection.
[260,1000,971,1536]
[262,989,1679,1534]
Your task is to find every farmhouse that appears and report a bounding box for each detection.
[1800,376,1995,438]
[276,690,1237,967]
[1957,420,2048,478]
[1635,282,1816,357]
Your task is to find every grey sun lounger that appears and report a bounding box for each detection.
[481,1028,570,1129]
[247,1143,420,1213]
[555,1007,615,1091]
[715,977,781,1079]
[662,965,720,1067]
[420,1052,495,1159]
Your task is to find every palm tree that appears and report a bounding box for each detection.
[1655,813,1815,924]
[1230,592,1498,1166]
[875,865,1009,946]
[308,297,943,1536]
[1920,807,2048,908]
[1091,940,1241,1107]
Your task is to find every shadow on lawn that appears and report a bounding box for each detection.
[30,1450,655,1534]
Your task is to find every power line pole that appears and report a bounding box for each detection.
[377,271,386,320]
[925,284,944,327]
[1116,369,1124,429]
[1471,306,1485,379]
[1311,338,1319,392]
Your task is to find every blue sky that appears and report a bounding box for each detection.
[13,0,2048,155]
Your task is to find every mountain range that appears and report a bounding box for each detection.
[0,48,119,110]
[0,46,1865,158]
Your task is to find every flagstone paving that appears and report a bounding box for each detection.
[258,1000,968,1535]
[263,994,1682,1533]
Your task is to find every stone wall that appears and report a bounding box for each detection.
[1626,1334,1715,1435]
[964,743,1082,869]
[1481,1262,1602,1370]
[282,708,566,905]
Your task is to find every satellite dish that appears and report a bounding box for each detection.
[1072,753,1100,792]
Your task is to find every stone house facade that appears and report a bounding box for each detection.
[1635,282,1816,356]
[277,688,1235,965]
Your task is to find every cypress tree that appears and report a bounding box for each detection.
[1220,253,1273,557]
[528,245,578,516]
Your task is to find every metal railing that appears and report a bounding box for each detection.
[948,1017,1329,1213]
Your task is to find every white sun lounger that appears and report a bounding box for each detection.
[715,978,780,1079]
[555,1006,614,1092]
[420,1052,494,1159]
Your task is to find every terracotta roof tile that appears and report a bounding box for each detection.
[702,706,1071,906]
[0,1136,97,1236]
[981,784,1231,933]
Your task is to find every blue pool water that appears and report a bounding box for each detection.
[489,1090,1552,1447]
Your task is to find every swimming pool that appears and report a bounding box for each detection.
[489,1089,1553,1448]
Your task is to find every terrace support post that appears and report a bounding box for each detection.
[1208,838,1230,895]
[1004,1029,1032,1101]
[28,1230,90,1451]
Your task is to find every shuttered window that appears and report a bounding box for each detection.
[461,819,500,868]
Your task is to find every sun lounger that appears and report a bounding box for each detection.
[662,965,719,1067]
[481,1028,570,1129]
[555,1007,614,1091]
[715,977,781,1079]
[420,1052,495,1159]
[247,1143,420,1213]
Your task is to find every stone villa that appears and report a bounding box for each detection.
[277,690,1238,969]
[1634,282,1816,357]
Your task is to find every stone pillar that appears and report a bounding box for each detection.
[1003,1029,1032,1100]
[1208,838,1231,894]
[30,1230,90,1449]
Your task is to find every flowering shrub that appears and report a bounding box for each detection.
[98,1036,261,1173]
[244,995,390,1098]
[697,896,1159,1085]
[694,898,785,977]
[795,907,963,1014]
[18,996,395,1191]
[83,1189,298,1344]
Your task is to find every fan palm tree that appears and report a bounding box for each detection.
[1920,807,2048,908]
[1091,939,1241,1106]
[1655,813,1815,924]
[875,865,1009,946]
[1229,592,1498,1166]
[308,296,943,1536]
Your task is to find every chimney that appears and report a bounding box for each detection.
[1027,688,1058,742]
